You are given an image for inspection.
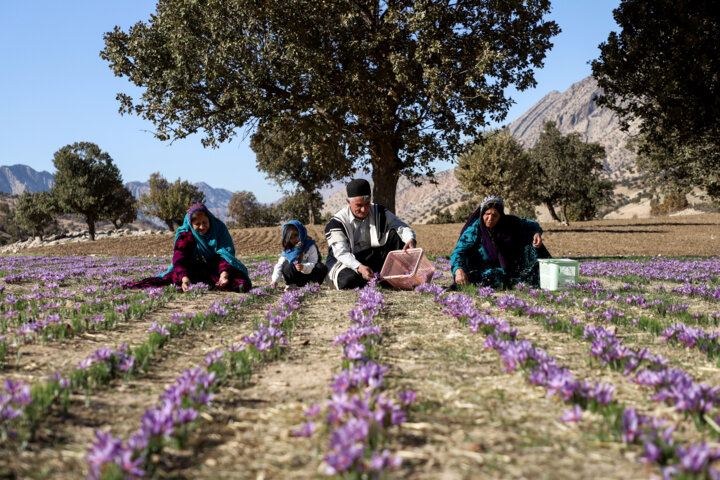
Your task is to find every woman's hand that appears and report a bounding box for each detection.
[454,268,468,286]
[181,276,192,292]
[270,281,277,289]
[294,263,304,272]
[532,233,543,248]
[216,271,230,288]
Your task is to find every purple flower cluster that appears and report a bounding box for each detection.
[302,280,410,476]
[580,257,720,284]
[583,323,720,418]
[243,283,320,355]
[661,323,720,352]
[86,368,218,479]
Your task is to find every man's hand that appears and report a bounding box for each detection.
[402,238,417,252]
[532,233,543,248]
[454,268,468,286]
[358,265,374,281]
[216,271,230,288]
[181,276,192,292]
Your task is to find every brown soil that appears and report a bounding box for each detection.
[15,213,720,258]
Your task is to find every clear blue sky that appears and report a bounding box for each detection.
[0,1,619,203]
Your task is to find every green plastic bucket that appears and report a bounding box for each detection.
[538,258,579,290]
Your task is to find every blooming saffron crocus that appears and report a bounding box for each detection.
[291,420,316,437]
[559,405,583,422]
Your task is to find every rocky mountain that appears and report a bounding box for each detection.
[507,75,638,180]
[0,164,54,195]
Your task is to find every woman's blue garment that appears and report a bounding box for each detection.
[160,209,249,279]
[451,215,542,288]
[281,220,317,263]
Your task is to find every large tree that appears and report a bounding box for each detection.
[103,184,137,229]
[529,122,612,224]
[227,190,271,228]
[102,0,559,212]
[51,142,127,240]
[251,119,352,224]
[591,0,720,197]
[138,173,205,230]
[455,129,536,215]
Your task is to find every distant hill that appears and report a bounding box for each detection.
[0,165,54,194]
[0,165,235,225]
[507,75,639,181]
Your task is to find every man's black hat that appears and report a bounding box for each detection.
[346,178,371,198]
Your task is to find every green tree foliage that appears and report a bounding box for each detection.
[227,191,270,228]
[102,0,559,212]
[13,191,57,240]
[51,142,127,240]
[591,0,720,198]
[269,189,324,226]
[455,130,536,214]
[428,199,481,225]
[138,173,205,230]
[529,122,613,224]
[251,121,351,225]
[103,184,137,229]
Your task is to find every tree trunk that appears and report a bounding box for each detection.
[560,204,570,226]
[308,206,315,225]
[370,137,402,213]
[87,215,96,241]
[544,200,562,222]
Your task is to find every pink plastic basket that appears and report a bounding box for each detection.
[379,248,436,290]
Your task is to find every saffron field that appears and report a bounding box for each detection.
[1,253,720,479]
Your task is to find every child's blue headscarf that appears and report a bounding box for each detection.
[281,220,316,264]
[160,203,249,279]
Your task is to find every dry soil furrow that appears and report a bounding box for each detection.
[381,289,648,480]
[169,287,356,479]
[1,290,248,384]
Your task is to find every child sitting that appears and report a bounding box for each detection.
[270,220,327,289]
[128,203,252,292]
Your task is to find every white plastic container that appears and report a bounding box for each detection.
[538,258,579,290]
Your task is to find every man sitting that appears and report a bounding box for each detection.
[325,179,416,289]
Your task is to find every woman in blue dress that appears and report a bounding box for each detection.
[451,196,548,289]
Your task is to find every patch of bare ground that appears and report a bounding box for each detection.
[0,290,273,479]
[168,288,355,479]
[379,290,648,479]
[16,213,720,258]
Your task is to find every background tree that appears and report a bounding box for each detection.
[251,120,351,224]
[102,0,559,212]
[268,189,324,226]
[51,142,126,240]
[591,0,720,198]
[138,173,205,230]
[529,122,612,224]
[103,185,137,229]
[455,130,537,216]
[13,191,57,240]
[227,191,271,228]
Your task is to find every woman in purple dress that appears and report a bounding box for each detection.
[128,203,251,292]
